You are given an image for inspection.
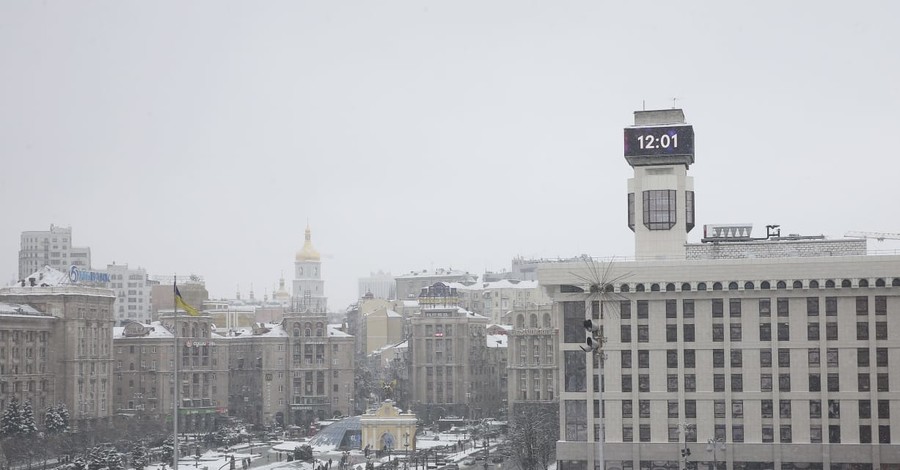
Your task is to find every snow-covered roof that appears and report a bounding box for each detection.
[449,279,539,291]
[16,266,70,287]
[113,321,174,339]
[386,309,402,318]
[213,322,288,339]
[0,302,49,317]
[328,324,352,338]
[486,334,507,348]
[402,300,419,307]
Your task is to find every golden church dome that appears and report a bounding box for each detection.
[295,225,321,262]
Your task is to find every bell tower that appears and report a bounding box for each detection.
[625,108,696,259]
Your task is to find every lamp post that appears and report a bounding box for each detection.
[404,432,410,469]
[705,438,725,470]
[677,423,695,470]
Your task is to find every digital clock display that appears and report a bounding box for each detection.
[624,125,694,157]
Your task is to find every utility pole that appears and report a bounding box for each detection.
[706,438,725,470]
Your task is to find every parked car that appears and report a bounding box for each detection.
[462,459,476,466]
[491,456,503,464]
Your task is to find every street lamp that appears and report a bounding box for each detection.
[677,423,695,470]
[404,431,410,468]
[705,438,726,470]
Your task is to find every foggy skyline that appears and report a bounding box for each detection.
[2,1,899,310]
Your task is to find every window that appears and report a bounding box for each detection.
[620,325,631,343]
[622,426,633,443]
[666,325,677,342]
[761,350,772,367]
[777,322,790,341]
[826,322,838,340]
[621,351,632,368]
[666,350,678,368]
[683,300,695,318]
[731,374,743,392]
[759,299,771,317]
[638,350,649,369]
[622,375,632,392]
[827,348,839,367]
[879,426,891,444]
[712,299,724,318]
[731,349,742,367]
[762,426,774,443]
[639,400,650,418]
[877,373,889,392]
[759,323,771,341]
[780,425,792,443]
[684,349,695,368]
[667,374,678,392]
[565,400,588,441]
[684,374,696,392]
[811,426,823,443]
[878,400,890,419]
[642,190,676,230]
[877,348,888,367]
[828,400,840,419]
[563,302,587,343]
[807,297,819,316]
[730,323,742,341]
[714,374,725,392]
[683,324,695,342]
[860,425,873,444]
[827,373,840,392]
[779,374,791,392]
[761,374,773,392]
[622,400,633,418]
[732,400,744,418]
[730,299,742,317]
[857,322,870,340]
[780,400,792,418]
[809,348,820,366]
[778,348,790,367]
[876,322,888,340]
[685,400,696,418]
[715,400,726,418]
[810,400,822,419]
[825,296,837,316]
[638,374,649,392]
[639,424,650,442]
[858,348,870,367]
[762,400,773,418]
[807,323,820,341]
[860,400,872,419]
[777,298,789,317]
[875,296,887,315]
[666,300,677,318]
[637,301,648,319]
[620,301,632,319]
[809,373,821,392]
[564,351,586,392]
[713,349,724,368]
[857,296,869,315]
[637,325,649,343]
[829,425,841,444]
[712,324,724,342]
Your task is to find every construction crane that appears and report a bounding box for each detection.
[845,231,900,241]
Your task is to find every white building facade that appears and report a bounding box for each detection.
[105,263,152,325]
[18,225,91,280]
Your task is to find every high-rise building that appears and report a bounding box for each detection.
[105,263,152,325]
[18,225,91,280]
[359,271,397,300]
[0,270,116,427]
[543,109,900,470]
[293,225,327,313]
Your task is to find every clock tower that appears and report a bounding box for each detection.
[625,108,696,259]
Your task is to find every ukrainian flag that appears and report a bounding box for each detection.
[175,285,201,316]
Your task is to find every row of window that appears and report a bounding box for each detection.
[621,398,892,421]
[619,371,891,393]
[622,297,888,319]
[614,278,900,293]
[620,422,891,444]
[622,347,889,369]
[618,320,889,343]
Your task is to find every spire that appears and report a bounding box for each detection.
[295,224,321,262]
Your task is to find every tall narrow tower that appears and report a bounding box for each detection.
[624,109,696,259]
[292,225,327,313]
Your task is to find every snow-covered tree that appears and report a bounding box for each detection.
[45,403,70,434]
[86,446,107,470]
[161,437,174,465]
[130,442,149,470]
[102,448,124,470]
[1,396,22,436]
[20,400,38,435]
[507,403,558,470]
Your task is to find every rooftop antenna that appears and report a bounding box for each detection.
[672,97,678,109]
[642,99,646,111]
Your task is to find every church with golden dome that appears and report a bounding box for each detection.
[292,225,327,313]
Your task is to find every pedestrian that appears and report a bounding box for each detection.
[329,458,333,469]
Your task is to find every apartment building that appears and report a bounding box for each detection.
[542,108,900,470]
[17,225,92,280]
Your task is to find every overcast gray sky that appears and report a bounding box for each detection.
[2,1,899,309]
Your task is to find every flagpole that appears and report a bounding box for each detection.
[173,276,179,470]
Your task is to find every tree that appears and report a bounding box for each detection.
[45,404,70,435]
[507,403,559,470]
[293,444,313,461]
[130,442,149,470]
[161,438,174,466]
[1,397,22,436]
[19,400,38,435]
